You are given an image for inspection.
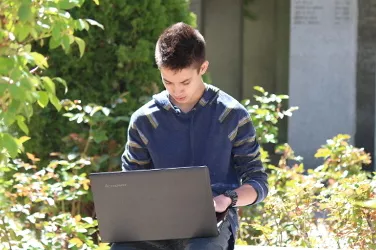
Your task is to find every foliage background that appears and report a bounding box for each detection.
[28,0,196,166]
[1,0,195,249]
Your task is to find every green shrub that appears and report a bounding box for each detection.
[237,87,376,249]
[0,0,102,248]
[1,1,197,248]
[27,0,196,164]
[1,157,100,249]
[317,175,376,249]
[241,86,298,145]
[313,134,371,181]
[0,0,98,163]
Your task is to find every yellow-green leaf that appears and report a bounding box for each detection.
[18,136,31,144]
[96,243,110,250]
[49,94,62,111]
[314,148,331,158]
[30,52,48,69]
[68,237,83,248]
[75,214,82,222]
[16,116,29,135]
[37,91,49,108]
[254,86,265,94]
[24,44,32,53]
[355,199,376,209]
[1,133,19,158]
[93,0,99,5]
[74,37,85,58]
[41,77,56,94]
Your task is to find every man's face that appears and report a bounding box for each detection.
[160,61,208,105]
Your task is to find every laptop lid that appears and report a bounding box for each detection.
[89,166,219,243]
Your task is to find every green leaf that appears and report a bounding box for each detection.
[20,77,33,91]
[61,35,70,51]
[49,94,62,111]
[0,84,7,96]
[15,23,30,42]
[41,77,56,94]
[23,101,34,119]
[76,19,88,31]
[93,0,99,5]
[24,44,32,52]
[30,52,48,69]
[74,37,85,58]
[1,133,19,158]
[49,37,61,49]
[0,57,14,75]
[52,23,62,39]
[54,77,68,94]
[18,3,33,22]
[9,84,27,101]
[86,19,104,29]
[37,91,49,108]
[16,116,29,135]
[92,130,108,143]
[2,110,16,126]
[58,0,81,9]
[30,28,38,39]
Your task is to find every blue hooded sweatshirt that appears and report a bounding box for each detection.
[121,84,268,239]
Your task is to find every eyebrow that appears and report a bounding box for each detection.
[163,78,192,84]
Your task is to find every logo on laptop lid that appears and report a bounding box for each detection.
[105,183,127,188]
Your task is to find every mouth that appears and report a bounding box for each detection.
[174,96,186,101]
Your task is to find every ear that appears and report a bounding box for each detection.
[199,61,209,75]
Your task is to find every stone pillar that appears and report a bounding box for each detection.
[356,0,376,171]
[242,0,290,144]
[202,0,243,100]
[288,0,358,168]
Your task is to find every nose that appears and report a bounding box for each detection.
[172,84,184,96]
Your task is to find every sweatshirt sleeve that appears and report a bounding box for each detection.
[231,109,268,204]
[121,116,153,171]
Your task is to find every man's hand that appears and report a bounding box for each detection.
[213,195,232,213]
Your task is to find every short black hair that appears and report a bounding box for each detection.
[155,22,206,71]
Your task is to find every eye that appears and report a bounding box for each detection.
[164,81,172,85]
[182,82,190,86]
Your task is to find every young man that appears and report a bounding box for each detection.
[112,22,268,250]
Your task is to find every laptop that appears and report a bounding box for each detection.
[89,166,225,243]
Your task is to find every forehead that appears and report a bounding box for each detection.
[160,67,197,81]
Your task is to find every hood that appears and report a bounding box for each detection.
[152,83,220,113]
